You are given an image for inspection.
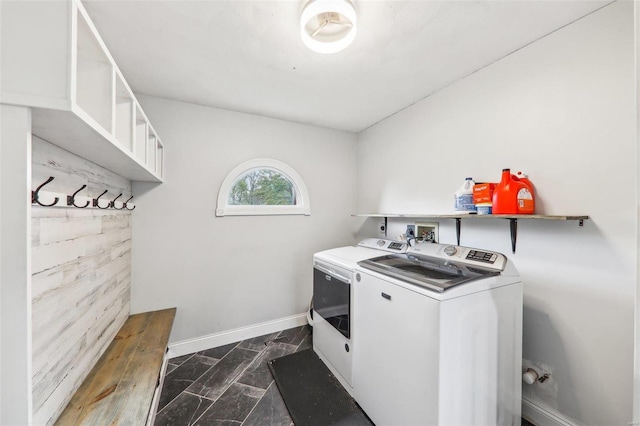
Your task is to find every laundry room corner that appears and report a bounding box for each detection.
[355,2,635,424]
[130,95,359,346]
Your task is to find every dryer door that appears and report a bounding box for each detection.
[313,265,350,339]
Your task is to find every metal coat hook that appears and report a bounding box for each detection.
[110,193,123,209]
[66,184,90,208]
[123,196,136,211]
[32,176,59,207]
[93,190,110,209]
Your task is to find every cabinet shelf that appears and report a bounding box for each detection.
[1,0,164,183]
[31,107,159,182]
[352,213,589,253]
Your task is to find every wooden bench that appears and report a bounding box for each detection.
[56,308,176,425]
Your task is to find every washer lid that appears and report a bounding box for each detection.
[357,253,500,293]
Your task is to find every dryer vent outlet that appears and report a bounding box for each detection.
[406,225,415,239]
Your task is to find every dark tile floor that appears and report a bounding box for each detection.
[154,325,312,426]
[156,324,535,426]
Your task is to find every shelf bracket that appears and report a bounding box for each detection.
[579,219,584,227]
[384,216,388,238]
[455,218,461,246]
[510,218,518,254]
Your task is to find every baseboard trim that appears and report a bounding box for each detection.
[167,313,309,358]
[522,397,578,426]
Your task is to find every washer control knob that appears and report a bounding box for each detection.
[444,246,458,256]
[356,273,361,282]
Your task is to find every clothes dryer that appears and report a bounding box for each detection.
[312,238,408,395]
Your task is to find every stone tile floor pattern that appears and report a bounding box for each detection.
[155,324,535,426]
[154,325,311,426]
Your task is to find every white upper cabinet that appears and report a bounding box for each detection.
[0,0,164,182]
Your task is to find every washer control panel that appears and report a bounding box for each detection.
[409,243,507,271]
[466,250,499,264]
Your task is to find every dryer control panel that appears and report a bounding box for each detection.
[357,238,408,253]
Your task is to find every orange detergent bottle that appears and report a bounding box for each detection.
[516,171,534,194]
[492,168,535,214]
[515,171,535,214]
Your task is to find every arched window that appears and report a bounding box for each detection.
[216,158,311,216]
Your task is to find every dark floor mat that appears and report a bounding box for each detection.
[268,349,373,426]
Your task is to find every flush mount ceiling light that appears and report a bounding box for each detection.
[300,0,357,54]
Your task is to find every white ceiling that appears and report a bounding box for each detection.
[83,0,611,133]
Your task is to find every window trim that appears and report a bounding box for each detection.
[216,158,311,217]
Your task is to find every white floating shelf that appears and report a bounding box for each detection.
[354,213,590,253]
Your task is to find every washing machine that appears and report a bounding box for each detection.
[312,238,408,395]
[352,243,523,426]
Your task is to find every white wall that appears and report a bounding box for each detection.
[0,105,32,426]
[132,95,357,344]
[356,2,635,425]
[635,1,640,422]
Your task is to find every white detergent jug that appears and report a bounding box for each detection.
[454,177,476,212]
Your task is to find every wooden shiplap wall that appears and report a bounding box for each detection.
[31,137,132,425]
